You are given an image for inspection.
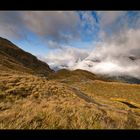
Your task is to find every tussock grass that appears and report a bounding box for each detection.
[74,80,140,103]
[110,98,140,109]
[1,70,140,129]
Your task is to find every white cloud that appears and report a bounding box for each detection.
[42,28,140,79]
[20,11,81,42]
[43,46,90,70]
[0,11,27,40]
[47,40,63,49]
[80,11,97,34]
[97,11,126,28]
[0,11,81,44]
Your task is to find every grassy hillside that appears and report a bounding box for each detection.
[0,37,53,76]
[1,71,140,129]
[48,69,112,83]
[1,37,140,129]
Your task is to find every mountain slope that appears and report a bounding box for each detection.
[108,75,140,84]
[48,69,112,84]
[0,37,53,76]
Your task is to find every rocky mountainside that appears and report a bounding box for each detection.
[0,37,53,76]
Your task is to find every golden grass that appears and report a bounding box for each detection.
[110,98,140,109]
[1,70,140,129]
[73,80,140,103]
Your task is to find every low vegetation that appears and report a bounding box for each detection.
[1,69,140,129]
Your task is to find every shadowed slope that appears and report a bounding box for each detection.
[0,37,53,76]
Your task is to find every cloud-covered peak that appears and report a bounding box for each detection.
[43,27,140,79]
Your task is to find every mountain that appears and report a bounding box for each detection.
[108,75,140,84]
[48,68,112,83]
[1,37,140,129]
[0,37,53,76]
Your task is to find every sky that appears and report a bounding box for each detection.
[1,11,140,78]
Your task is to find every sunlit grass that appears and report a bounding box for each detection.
[0,69,140,129]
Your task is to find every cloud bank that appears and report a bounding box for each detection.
[44,28,140,79]
[0,11,82,45]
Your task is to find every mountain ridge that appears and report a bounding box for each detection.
[0,37,53,76]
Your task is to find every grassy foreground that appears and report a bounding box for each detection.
[0,69,140,129]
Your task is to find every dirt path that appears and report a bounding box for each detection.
[70,86,140,118]
[71,87,103,106]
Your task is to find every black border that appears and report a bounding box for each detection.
[0,0,140,10]
[0,130,140,140]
